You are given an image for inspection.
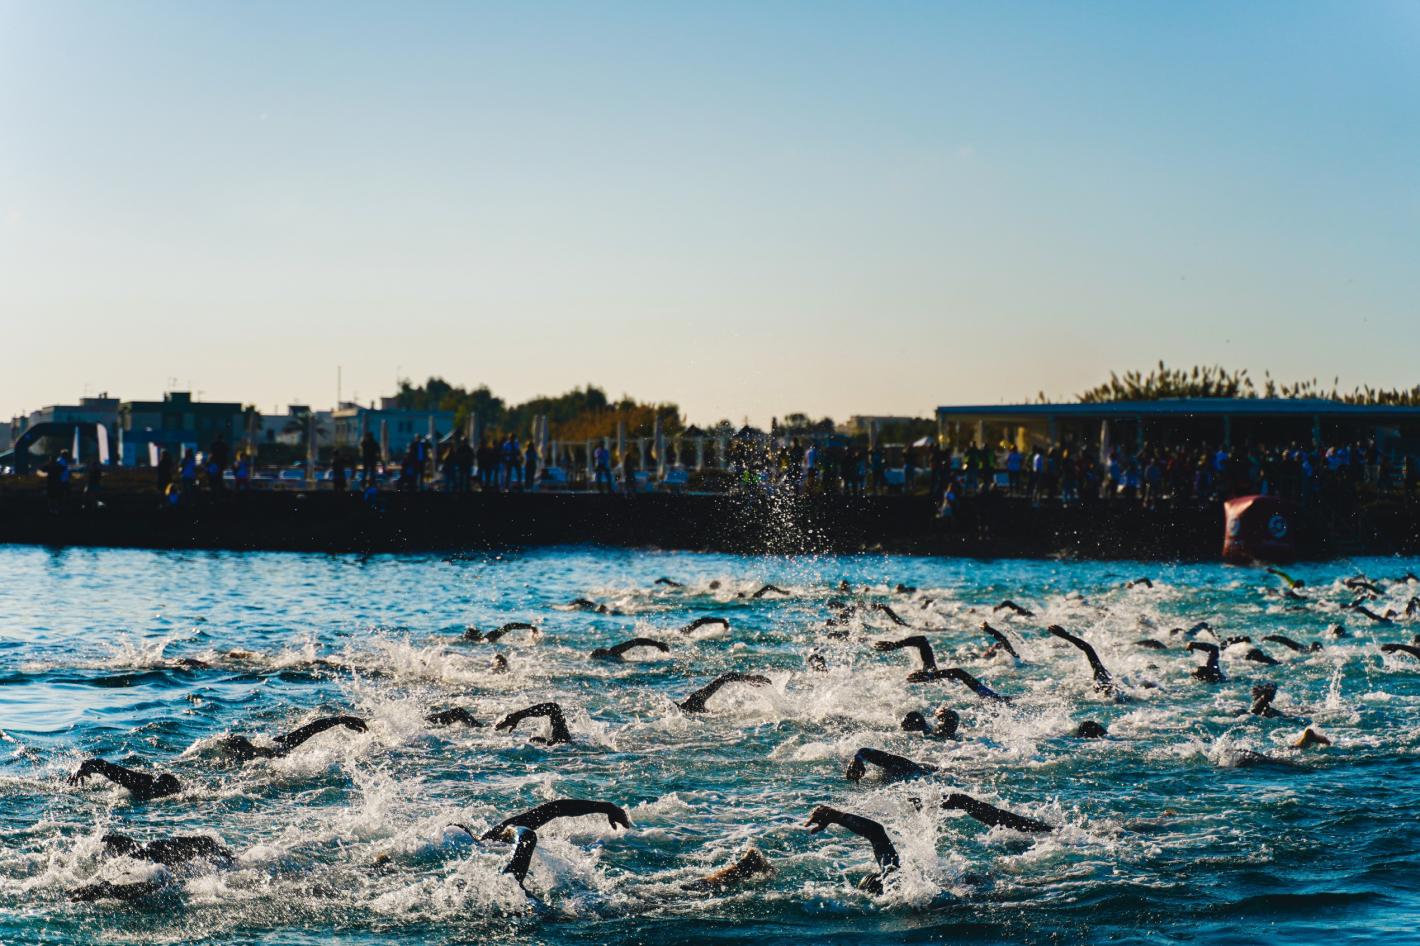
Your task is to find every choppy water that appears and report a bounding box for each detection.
[2,546,1419,945]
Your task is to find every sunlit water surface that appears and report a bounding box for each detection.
[2,546,1419,945]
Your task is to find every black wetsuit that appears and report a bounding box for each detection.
[590,637,670,661]
[680,617,730,635]
[68,760,181,800]
[845,747,937,782]
[426,707,483,726]
[481,798,630,840]
[980,623,1022,660]
[943,792,1053,833]
[1188,642,1224,682]
[805,806,900,893]
[1048,625,1117,696]
[466,622,540,643]
[221,715,368,762]
[495,703,573,745]
[874,635,939,678]
[678,672,771,713]
[102,833,233,866]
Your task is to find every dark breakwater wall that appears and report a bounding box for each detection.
[2,490,1417,559]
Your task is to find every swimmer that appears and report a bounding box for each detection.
[979,623,1023,660]
[1187,642,1224,682]
[426,707,483,726]
[1380,643,1420,660]
[1075,720,1107,738]
[894,583,918,594]
[590,637,670,662]
[1293,727,1331,749]
[68,759,181,800]
[489,653,510,674]
[465,622,540,643]
[1169,621,1213,640]
[220,715,368,762]
[941,792,1053,833]
[874,603,910,627]
[1343,576,1383,595]
[1047,625,1117,696]
[101,833,233,867]
[565,598,620,615]
[677,672,772,713]
[682,847,774,892]
[495,703,573,745]
[804,806,899,894]
[929,667,1012,703]
[1125,577,1154,589]
[1136,639,1168,650]
[654,577,685,588]
[748,584,790,599]
[1262,634,1322,653]
[805,652,829,673]
[680,616,730,635]
[1348,603,1394,624]
[1242,647,1279,666]
[1267,567,1305,589]
[1247,683,1285,718]
[1407,597,1419,618]
[993,600,1034,617]
[70,878,170,902]
[901,707,959,739]
[480,797,631,840]
[845,747,937,782]
[873,635,939,679]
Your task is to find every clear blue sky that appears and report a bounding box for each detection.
[2,1,1416,426]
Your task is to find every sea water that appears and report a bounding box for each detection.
[2,545,1418,945]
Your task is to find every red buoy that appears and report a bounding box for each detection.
[1222,495,1297,564]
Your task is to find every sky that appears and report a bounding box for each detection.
[2,1,1417,428]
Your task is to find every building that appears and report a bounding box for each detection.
[118,392,246,466]
[839,415,921,437]
[256,405,335,449]
[935,399,1420,455]
[331,398,454,459]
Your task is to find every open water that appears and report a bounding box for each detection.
[2,545,1419,945]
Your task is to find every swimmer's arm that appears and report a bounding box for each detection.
[426,707,483,726]
[275,715,368,749]
[874,636,936,671]
[483,798,630,839]
[678,672,770,713]
[943,792,1052,833]
[503,827,538,886]
[980,623,1021,659]
[68,759,154,795]
[805,806,900,870]
[943,668,1010,702]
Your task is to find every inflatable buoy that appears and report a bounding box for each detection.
[1222,495,1296,564]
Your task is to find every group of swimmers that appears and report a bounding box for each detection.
[61,568,1418,903]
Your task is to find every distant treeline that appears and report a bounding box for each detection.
[393,378,691,442]
[1063,362,1420,406]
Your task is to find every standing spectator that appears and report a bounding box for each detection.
[360,432,380,488]
[523,438,539,489]
[180,448,198,497]
[208,434,229,493]
[593,442,612,493]
[157,449,175,494]
[234,451,252,492]
[331,451,348,493]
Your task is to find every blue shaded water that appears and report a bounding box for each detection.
[2,546,1419,945]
